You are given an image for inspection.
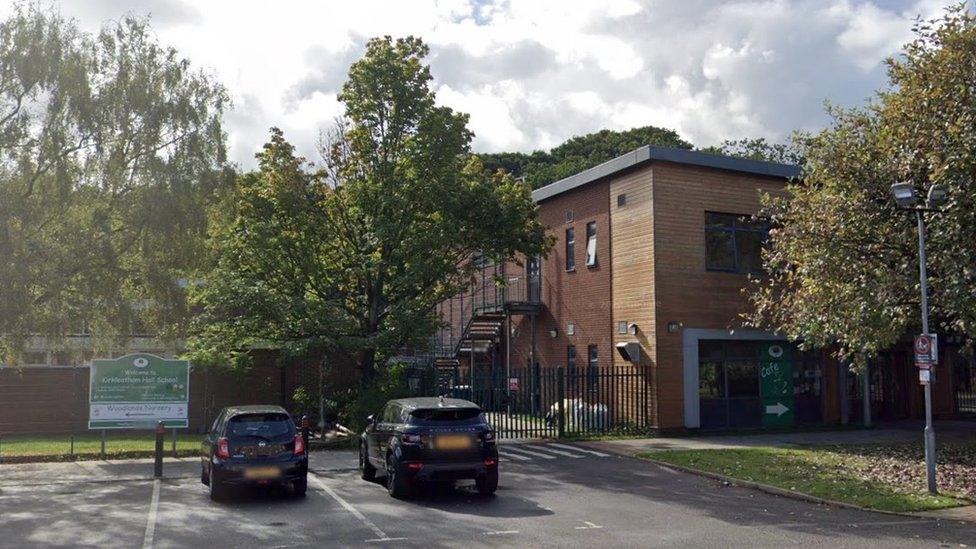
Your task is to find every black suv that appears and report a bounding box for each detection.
[201,405,308,500]
[360,397,498,498]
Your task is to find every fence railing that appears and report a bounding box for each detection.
[428,364,651,439]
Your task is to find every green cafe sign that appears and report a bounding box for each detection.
[759,343,794,427]
[88,353,190,429]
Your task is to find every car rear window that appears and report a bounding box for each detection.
[227,413,294,438]
[409,408,484,425]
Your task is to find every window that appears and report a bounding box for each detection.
[565,210,574,223]
[704,212,769,273]
[382,403,400,423]
[617,194,626,207]
[585,222,597,267]
[567,322,575,336]
[565,228,576,270]
[617,321,628,335]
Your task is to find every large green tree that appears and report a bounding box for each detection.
[747,5,976,365]
[191,37,549,383]
[480,125,692,189]
[0,4,229,361]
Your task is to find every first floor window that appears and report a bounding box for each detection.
[585,221,597,267]
[565,227,576,270]
[704,212,769,273]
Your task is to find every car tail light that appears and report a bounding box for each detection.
[484,458,497,467]
[407,462,423,471]
[216,437,231,459]
[294,434,306,455]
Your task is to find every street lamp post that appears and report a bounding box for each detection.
[890,182,947,495]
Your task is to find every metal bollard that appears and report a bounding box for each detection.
[171,428,177,457]
[100,429,106,460]
[154,422,165,478]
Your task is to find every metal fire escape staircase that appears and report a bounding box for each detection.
[433,263,542,376]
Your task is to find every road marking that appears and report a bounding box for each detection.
[532,446,583,458]
[498,450,532,461]
[142,479,161,549]
[309,474,395,542]
[547,443,611,457]
[502,447,556,460]
[483,530,520,536]
[575,521,603,530]
[364,538,409,543]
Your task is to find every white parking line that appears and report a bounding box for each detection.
[309,474,398,543]
[533,446,583,458]
[547,443,611,457]
[575,521,603,530]
[502,447,556,460]
[498,450,532,461]
[142,479,161,549]
[483,530,520,536]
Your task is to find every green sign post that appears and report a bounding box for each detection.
[760,343,794,427]
[88,353,190,429]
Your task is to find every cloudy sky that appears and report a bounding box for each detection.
[14,0,954,167]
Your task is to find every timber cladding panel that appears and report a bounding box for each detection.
[609,165,657,426]
[650,161,788,428]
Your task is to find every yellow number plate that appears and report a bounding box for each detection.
[435,435,472,451]
[244,466,281,479]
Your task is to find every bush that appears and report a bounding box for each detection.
[342,363,415,431]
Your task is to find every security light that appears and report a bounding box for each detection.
[926,184,949,209]
[890,182,918,208]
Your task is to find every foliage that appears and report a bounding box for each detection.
[699,137,805,165]
[641,446,969,512]
[190,36,550,383]
[341,362,415,431]
[0,3,229,361]
[746,5,976,365]
[479,125,692,189]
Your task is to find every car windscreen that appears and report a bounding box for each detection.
[226,413,294,438]
[408,408,485,426]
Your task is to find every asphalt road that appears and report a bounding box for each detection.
[0,443,974,548]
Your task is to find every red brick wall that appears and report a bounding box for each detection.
[0,351,315,436]
[509,178,613,374]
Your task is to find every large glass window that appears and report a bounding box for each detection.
[705,212,769,273]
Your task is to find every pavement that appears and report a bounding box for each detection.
[580,419,976,454]
[2,441,976,548]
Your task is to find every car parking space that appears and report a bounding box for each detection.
[2,443,975,548]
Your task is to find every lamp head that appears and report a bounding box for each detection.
[926,184,948,209]
[890,182,918,208]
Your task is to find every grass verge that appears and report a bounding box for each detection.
[0,432,199,461]
[638,446,971,513]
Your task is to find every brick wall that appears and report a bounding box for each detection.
[510,178,613,375]
[0,351,325,436]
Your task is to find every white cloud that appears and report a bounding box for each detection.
[28,0,955,168]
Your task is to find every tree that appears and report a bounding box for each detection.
[0,4,229,362]
[746,5,976,366]
[480,125,692,189]
[699,137,804,165]
[190,37,549,384]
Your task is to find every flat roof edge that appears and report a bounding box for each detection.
[531,145,801,203]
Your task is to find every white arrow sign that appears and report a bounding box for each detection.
[765,402,789,416]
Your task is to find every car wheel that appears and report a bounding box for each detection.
[209,470,227,501]
[386,454,411,499]
[360,442,376,482]
[293,477,307,497]
[476,469,498,497]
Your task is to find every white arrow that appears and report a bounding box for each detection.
[765,402,789,416]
